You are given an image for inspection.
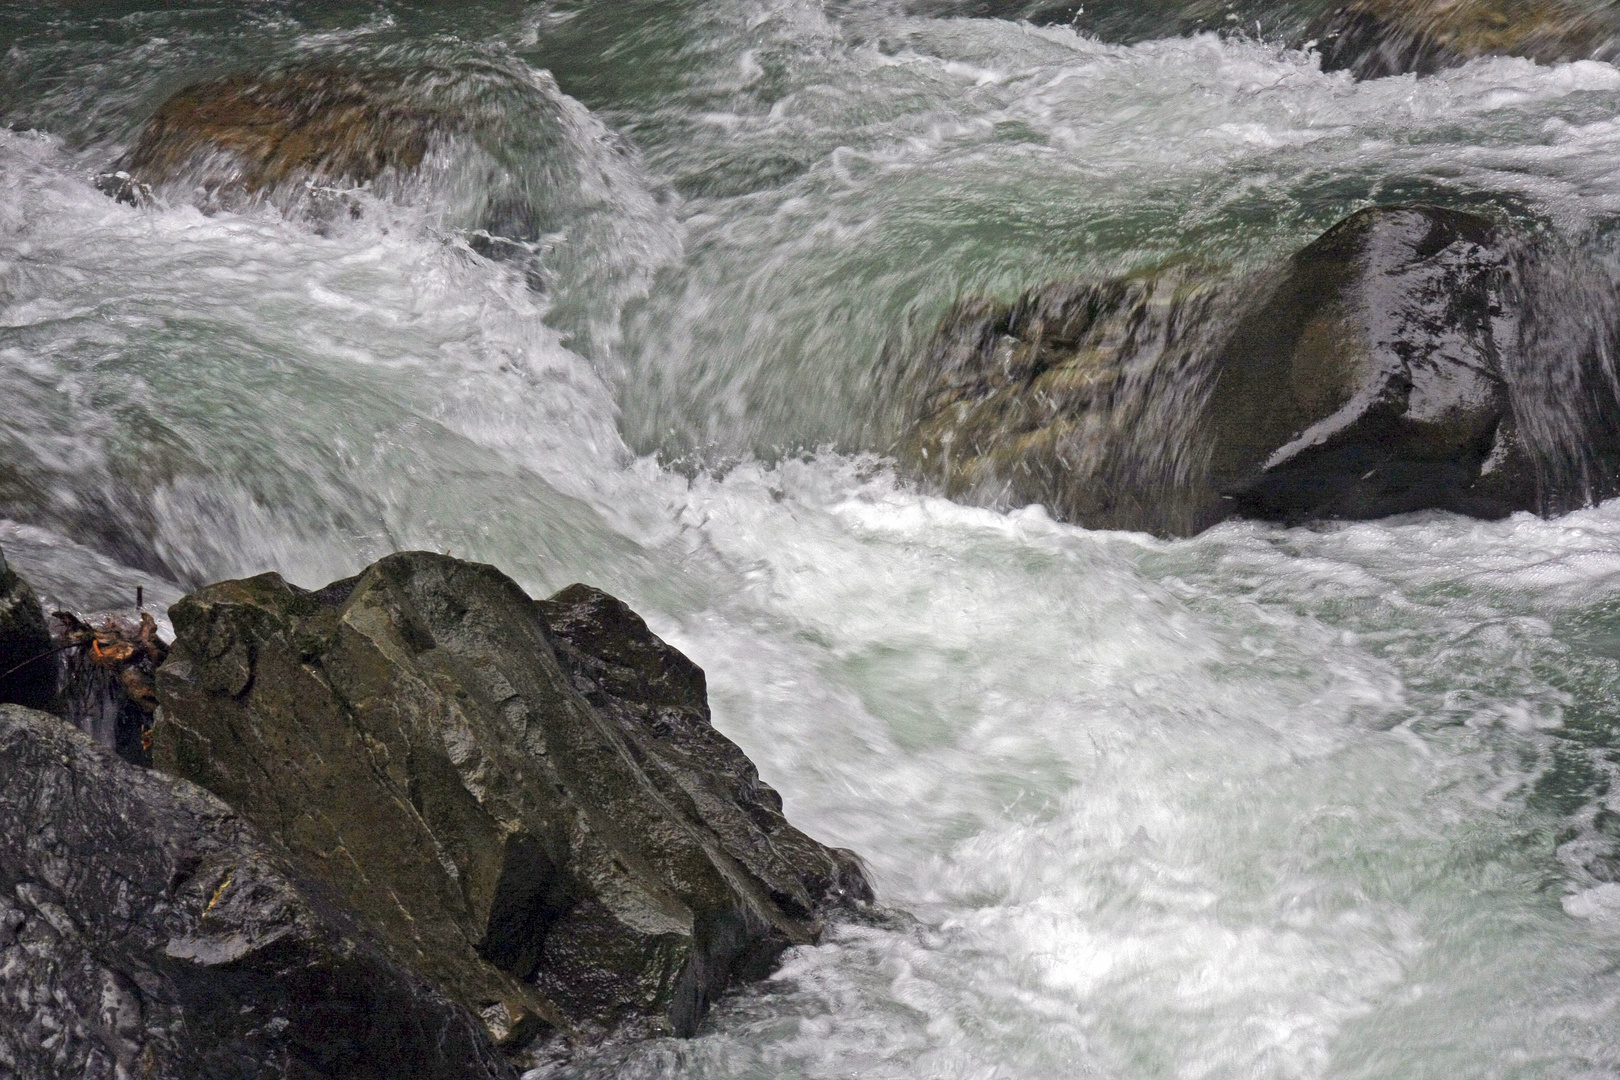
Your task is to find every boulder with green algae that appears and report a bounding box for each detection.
[1308,0,1620,79]
[152,553,869,1047]
[0,545,53,710]
[895,205,1620,535]
[0,703,512,1080]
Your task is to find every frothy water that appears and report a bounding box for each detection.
[5,2,1620,1077]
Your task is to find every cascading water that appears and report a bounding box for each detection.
[7,1,1620,1076]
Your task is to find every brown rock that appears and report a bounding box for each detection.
[117,69,443,200]
[893,267,1230,533]
[51,610,169,767]
[1309,0,1620,79]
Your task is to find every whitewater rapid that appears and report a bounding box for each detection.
[6,2,1620,1077]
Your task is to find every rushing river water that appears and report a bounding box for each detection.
[7,2,1620,1077]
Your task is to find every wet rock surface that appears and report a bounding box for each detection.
[152,553,869,1046]
[0,546,52,710]
[115,69,442,204]
[1202,205,1534,526]
[1308,0,1620,79]
[0,703,512,1080]
[0,543,174,764]
[894,267,1230,533]
[895,205,1620,535]
[537,584,872,922]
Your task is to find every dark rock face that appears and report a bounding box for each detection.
[152,553,868,1045]
[895,205,1620,535]
[0,703,512,1080]
[535,584,870,1031]
[537,583,872,920]
[1309,0,1620,79]
[113,69,442,205]
[1204,206,1534,526]
[0,547,53,710]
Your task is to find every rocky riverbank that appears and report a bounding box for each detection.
[0,548,870,1077]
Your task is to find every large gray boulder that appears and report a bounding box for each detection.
[894,205,1620,535]
[151,553,868,1047]
[0,703,512,1080]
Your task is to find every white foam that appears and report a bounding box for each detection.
[7,7,1620,1078]
[1564,883,1620,919]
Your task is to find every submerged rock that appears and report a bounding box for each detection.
[894,205,1620,535]
[1308,0,1620,78]
[114,69,442,204]
[0,703,512,1080]
[0,546,52,710]
[151,553,868,1047]
[894,268,1230,533]
[103,65,557,289]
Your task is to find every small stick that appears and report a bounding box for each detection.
[0,641,85,684]
[136,586,143,612]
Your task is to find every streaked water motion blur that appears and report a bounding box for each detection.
[7,1,1620,1076]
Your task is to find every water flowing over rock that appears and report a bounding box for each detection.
[894,205,1620,535]
[1308,0,1620,78]
[97,62,587,294]
[893,268,1232,533]
[112,69,444,208]
[0,546,52,710]
[0,703,512,1080]
[151,553,869,1046]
